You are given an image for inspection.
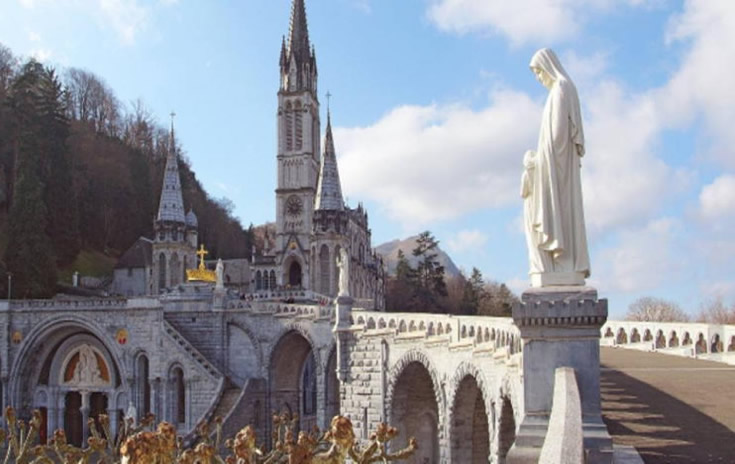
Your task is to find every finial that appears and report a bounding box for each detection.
[326,91,332,112]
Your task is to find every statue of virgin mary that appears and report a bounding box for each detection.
[523,48,590,287]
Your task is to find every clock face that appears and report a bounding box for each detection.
[286,195,303,217]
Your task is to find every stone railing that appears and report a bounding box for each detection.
[601,320,735,357]
[249,289,333,304]
[539,367,583,464]
[3,298,129,311]
[351,310,521,353]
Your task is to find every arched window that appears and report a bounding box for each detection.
[294,109,303,150]
[170,367,185,424]
[158,253,166,291]
[270,271,277,289]
[319,246,330,295]
[255,271,262,291]
[136,355,150,416]
[285,105,293,151]
[170,253,180,286]
[302,354,317,416]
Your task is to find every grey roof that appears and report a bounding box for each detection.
[315,113,344,211]
[116,237,153,269]
[156,124,186,224]
[186,209,198,228]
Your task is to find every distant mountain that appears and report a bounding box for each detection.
[376,236,461,278]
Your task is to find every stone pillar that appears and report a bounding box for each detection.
[80,391,90,444]
[109,407,119,441]
[508,287,613,464]
[333,296,353,383]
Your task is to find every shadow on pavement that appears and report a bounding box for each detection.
[601,367,735,463]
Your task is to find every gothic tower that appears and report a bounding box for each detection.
[275,0,320,289]
[311,111,348,296]
[152,120,198,294]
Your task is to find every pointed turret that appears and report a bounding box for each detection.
[280,0,317,94]
[287,0,311,64]
[315,111,344,211]
[156,120,186,224]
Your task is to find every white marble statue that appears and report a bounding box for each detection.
[215,259,224,290]
[71,344,103,385]
[524,48,590,287]
[125,402,137,426]
[337,248,349,297]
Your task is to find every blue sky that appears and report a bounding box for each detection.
[1,0,734,318]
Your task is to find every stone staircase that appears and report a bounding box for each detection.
[163,320,221,378]
[211,382,242,421]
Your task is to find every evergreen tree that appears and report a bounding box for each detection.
[4,60,58,297]
[411,231,447,311]
[460,267,486,315]
[39,66,80,265]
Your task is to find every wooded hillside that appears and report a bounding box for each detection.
[0,44,253,298]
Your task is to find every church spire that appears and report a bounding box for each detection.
[315,106,344,211]
[287,0,310,63]
[156,113,186,224]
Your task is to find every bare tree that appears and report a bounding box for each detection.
[64,67,120,136]
[697,296,735,324]
[0,43,17,92]
[625,296,690,322]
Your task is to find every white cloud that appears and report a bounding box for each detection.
[595,218,680,293]
[699,174,735,222]
[446,229,488,253]
[336,89,540,225]
[30,48,52,61]
[657,1,735,168]
[426,0,649,46]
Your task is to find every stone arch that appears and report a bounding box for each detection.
[134,352,151,418]
[603,327,614,338]
[616,328,628,345]
[729,336,735,352]
[9,315,126,413]
[166,363,186,426]
[711,334,723,353]
[226,321,262,387]
[268,328,320,432]
[386,350,444,463]
[497,395,516,462]
[683,332,692,346]
[643,329,653,342]
[631,328,641,343]
[378,318,386,329]
[447,363,492,464]
[367,318,376,329]
[170,252,181,286]
[255,271,262,291]
[655,330,666,349]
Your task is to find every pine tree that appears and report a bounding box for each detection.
[4,60,58,297]
[411,231,447,311]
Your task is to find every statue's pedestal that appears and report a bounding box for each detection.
[508,286,613,464]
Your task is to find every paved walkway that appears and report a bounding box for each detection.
[600,347,735,463]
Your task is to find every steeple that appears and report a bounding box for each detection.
[280,0,317,94]
[315,109,344,211]
[287,0,310,63]
[156,115,186,224]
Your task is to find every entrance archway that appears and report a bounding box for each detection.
[451,376,489,463]
[269,331,317,433]
[325,347,339,425]
[289,261,302,287]
[64,392,83,447]
[390,361,439,463]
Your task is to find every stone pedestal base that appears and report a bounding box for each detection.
[530,271,585,287]
[508,286,613,464]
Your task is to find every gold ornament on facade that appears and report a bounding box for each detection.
[186,244,217,283]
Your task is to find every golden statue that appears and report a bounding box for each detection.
[186,244,217,283]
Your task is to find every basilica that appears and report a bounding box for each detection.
[112,0,384,310]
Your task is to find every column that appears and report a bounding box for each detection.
[316,362,327,430]
[508,286,613,464]
[80,391,90,444]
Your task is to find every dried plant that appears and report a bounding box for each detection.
[0,407,416,464]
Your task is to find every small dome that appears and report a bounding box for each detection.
[186,210,198,228]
